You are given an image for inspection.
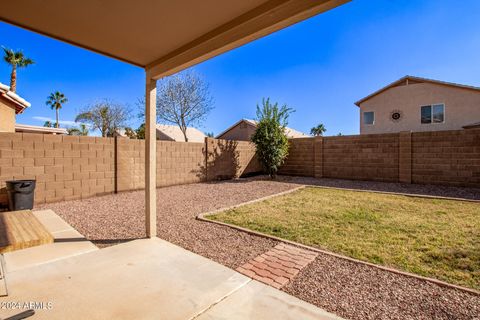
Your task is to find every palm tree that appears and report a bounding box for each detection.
[46,91,68,128]
[2,47,34,93]
[67,124,88,136]
[43,121,53,128]
[78,124,89,136]
[310,123,327,136]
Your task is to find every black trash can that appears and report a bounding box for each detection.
[6,180,36,211]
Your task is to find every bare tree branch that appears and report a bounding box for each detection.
[156,70,214,142]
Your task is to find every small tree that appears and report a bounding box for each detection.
[46,91,68,128]
[310,123,326,136]
[75,99,130,137]
[2,47,34,93]
[135,123,145,139]
[124,127,137,139]
[251,98,293,178]
[156,70,213,142]
[43,121,53,128]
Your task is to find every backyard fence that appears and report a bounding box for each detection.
[279,129,480,187]
[0,133,260,206]
[0,128,479,207]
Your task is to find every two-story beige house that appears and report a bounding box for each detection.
[355,76,480,134]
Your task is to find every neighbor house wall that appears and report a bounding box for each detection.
[359,82,480,134]
[0,100,16,132]
[217,121,256,141]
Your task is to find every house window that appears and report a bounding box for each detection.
[421,104,444,124]
[363,111,374,125]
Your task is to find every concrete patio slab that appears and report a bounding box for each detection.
[197,280,341,320]
[0,238,340,319]
[1,238,250,319]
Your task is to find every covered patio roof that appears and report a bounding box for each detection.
[1,0,348,79]
[0,0,349,237]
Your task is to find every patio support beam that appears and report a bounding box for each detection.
[145,76,157,238]
[145,0,349,80]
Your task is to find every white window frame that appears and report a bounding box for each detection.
[420,103,445,124]
[363,111,375,125]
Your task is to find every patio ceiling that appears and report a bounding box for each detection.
[0,0,349,79]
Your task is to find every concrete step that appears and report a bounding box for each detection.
[3,210,98,273]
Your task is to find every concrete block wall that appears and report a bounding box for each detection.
[322,133,399,182]
[116,139,206,191]
[0,133,114,205]
[0,133,260,206]
[205,138,261,181]
[1,129,478,207]
[278,138,315,177]
[411,129,480,187]
[279,129,480,187]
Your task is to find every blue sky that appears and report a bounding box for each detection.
[1,0,479,136]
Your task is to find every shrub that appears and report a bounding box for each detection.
[251,98,293,178]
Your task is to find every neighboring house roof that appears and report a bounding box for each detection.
[463,122,480,129]
[0,82,31,114]
[156,124,206,142]
[15,124,67,135]
[355,75,480,107]
[216,119,309,139]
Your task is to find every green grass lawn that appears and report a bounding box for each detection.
[208,187,480,290]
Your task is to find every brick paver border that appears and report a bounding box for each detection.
[237,244,318,289]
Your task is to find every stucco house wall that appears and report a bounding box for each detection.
[218,121,256,141]
[358,81,480,134]
[0,99,16,132]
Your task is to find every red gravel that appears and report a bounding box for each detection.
[38,176,480,320]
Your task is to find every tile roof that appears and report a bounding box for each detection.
[156,124,206,142]
[355,76,480,107]
[216,119,309,139]
[0,82,31,114]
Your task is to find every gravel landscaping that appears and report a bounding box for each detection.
[39,176,480,320]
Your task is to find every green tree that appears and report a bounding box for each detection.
[251,98,293,178]
[43,121,53,128]
[124,127,137,139]
[310,123,327,136]
[205,132,214,138]
[2,47,34,93]
[46,91,68,128]
[136,123,145,139]
[75,99,130,137]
